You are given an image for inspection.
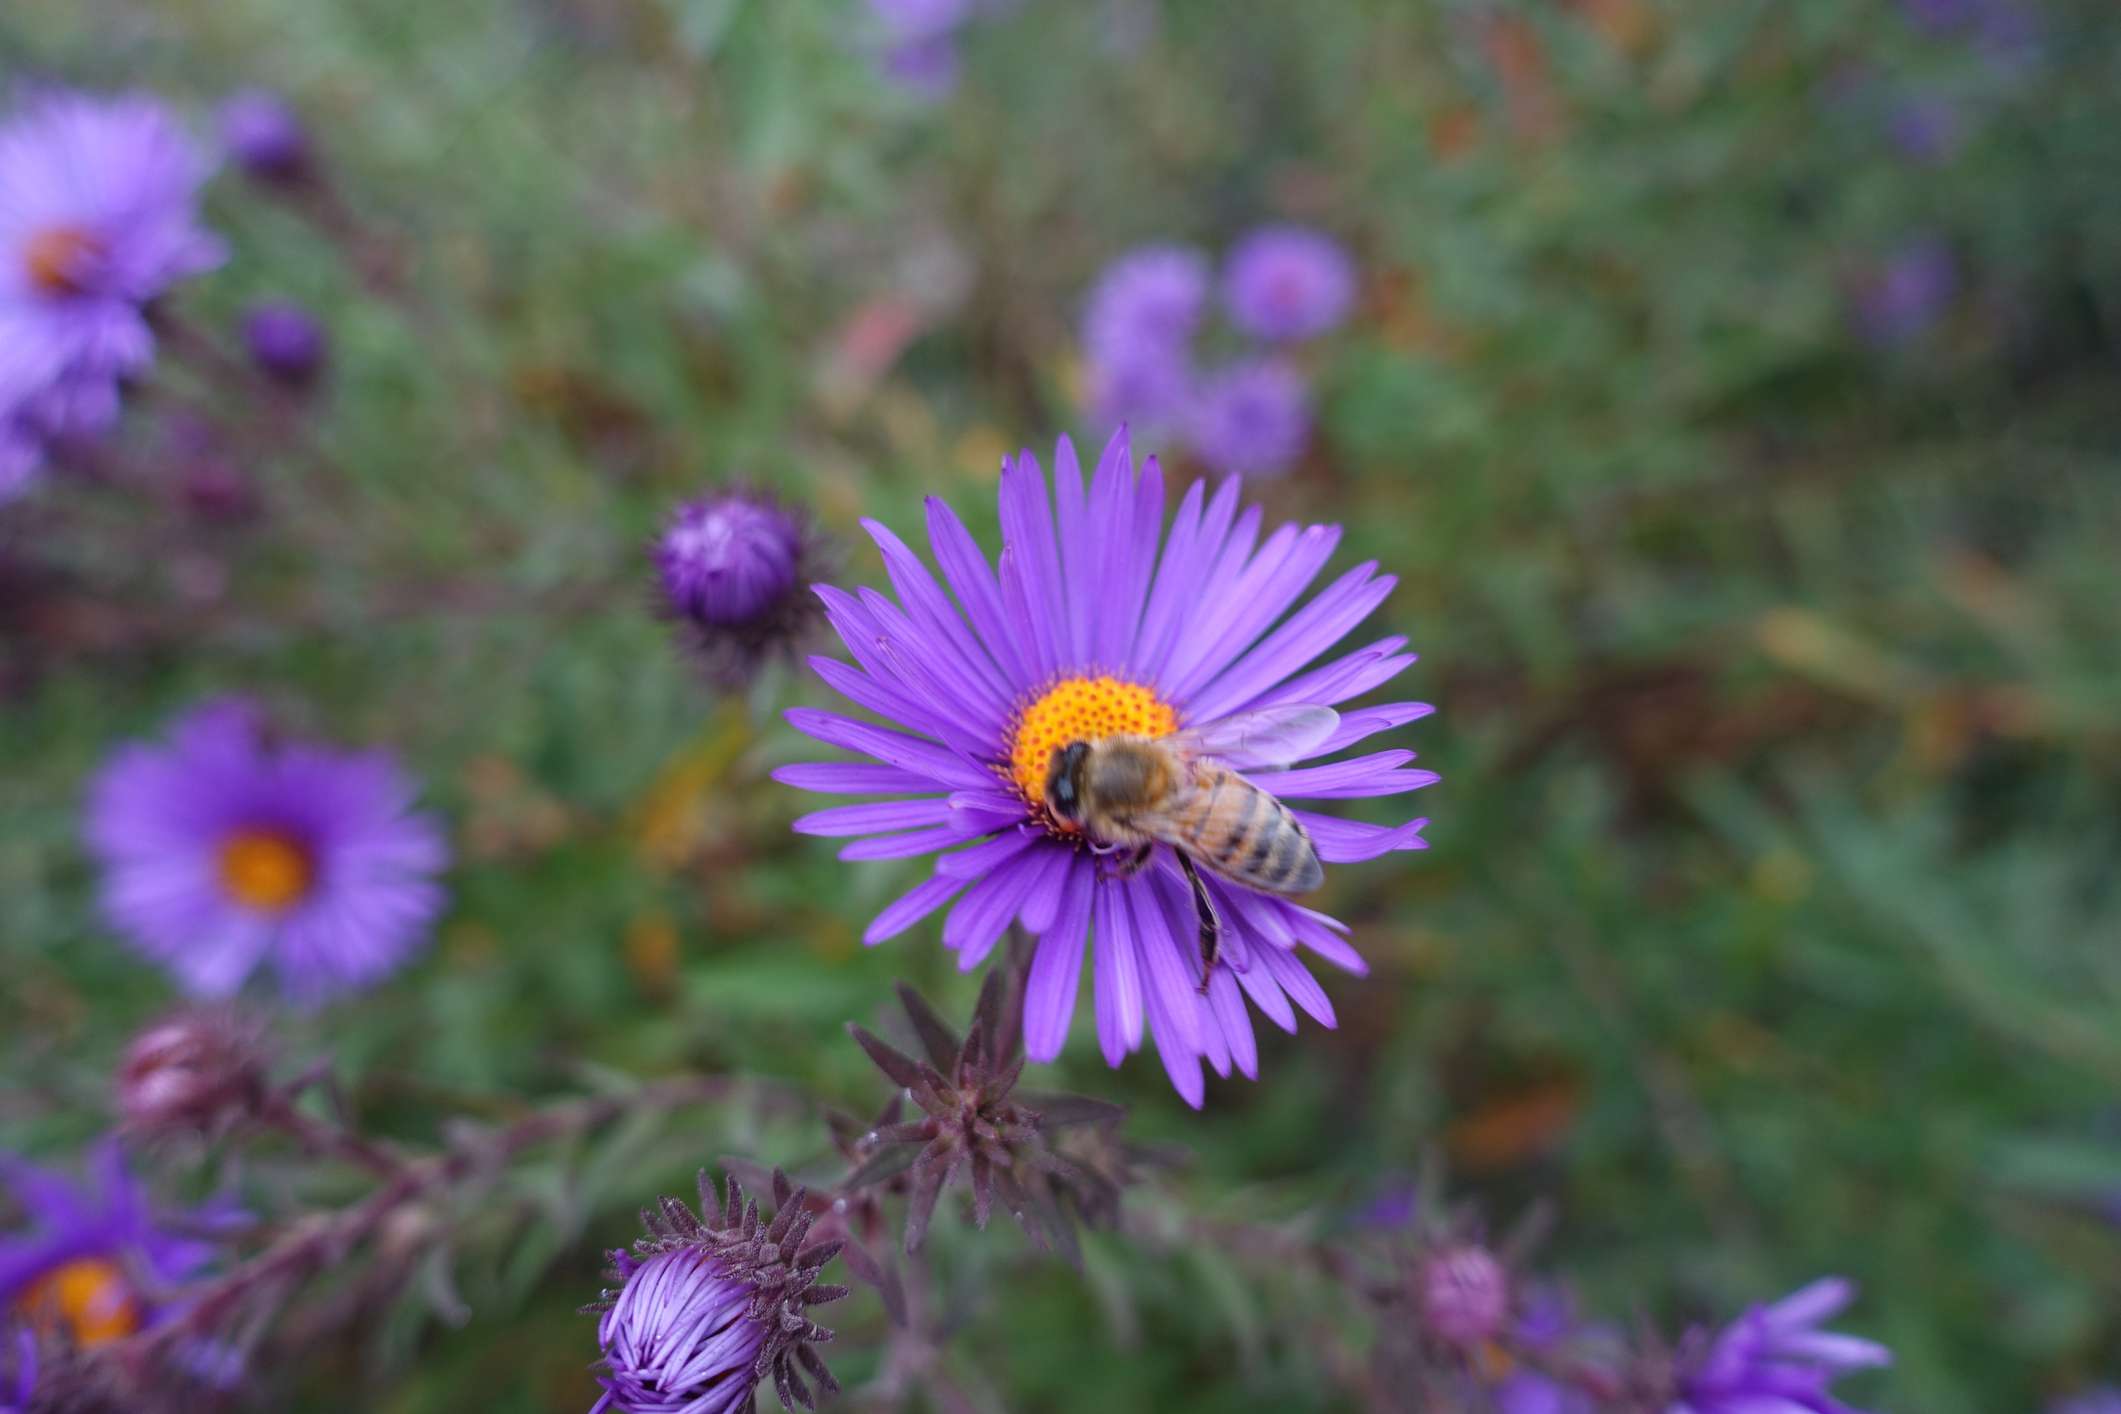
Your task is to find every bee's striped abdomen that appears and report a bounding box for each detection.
[1186,768,1322,896]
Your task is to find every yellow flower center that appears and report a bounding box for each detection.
[23,225,104,296]
[15,1256,142,1347]
[218,829,314,912]
[1006,676,1178,817]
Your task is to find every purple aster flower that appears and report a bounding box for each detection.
[776,430,1433,1105]
[240,302,327,389]
[84,700,449,1003]
[0,92,224,458]
[0,1139,244,1351]
[653,489,829,688]
[2053,1390,2121,1414]
[1222,225,1357,343]
[1081,246,1210,431]
[217,89,309,183]
[1852,238,1956,347]
[586,1170,845,1414]
[1671,1277,1891,1414]
[1185,359,1312,479]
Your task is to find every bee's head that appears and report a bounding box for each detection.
[1043,741,1091,823]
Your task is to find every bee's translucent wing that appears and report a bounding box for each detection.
[1166,704,1339,770]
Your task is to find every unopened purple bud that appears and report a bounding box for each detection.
[117,1012,267,1134]
[219,90,310,183]
[242,303,329,389]
[657,494,801,627]
[1418,1245,1511,1347]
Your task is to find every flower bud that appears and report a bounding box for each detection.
[116,1012,267,1135]
[218,90,310,183]
[241,303,329,390]
[1418,1243,1511,1347]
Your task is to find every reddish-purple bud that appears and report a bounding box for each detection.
[116,1012,267,1134]
[219,90,311,183]
[1418,1244,1511,1347]
[242,303,329,390]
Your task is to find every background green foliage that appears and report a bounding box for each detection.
[3,0,2118,1409]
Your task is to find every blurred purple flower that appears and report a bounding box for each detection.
[0,423,41,506]
[0,1139,245,1350]
[2053,1390,2121,1414]
[1852,239,1956,346]
[1886,97,1963,165]
[0,92,224,474]
[241,302,328,389]
[1671,1277,1890,1414]
[777,430,1432,1105]
[117,1011,269,1136]
[1496,1371,1593,1414]
[653,489,827,688]
[1081,246,1210,429]
[1185,359,1312,478]
[217,89,309,183]
[1222,225,1356,343]
[84,700,449,1003]
[869,0,975,40]
[586,1171,844,1414]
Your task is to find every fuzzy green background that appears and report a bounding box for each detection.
[3,0,2118,1409]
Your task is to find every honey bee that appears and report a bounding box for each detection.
[1043,704,1339,992]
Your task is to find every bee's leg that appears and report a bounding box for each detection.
[1114,843,1155,878]
[1176,851,1221,994]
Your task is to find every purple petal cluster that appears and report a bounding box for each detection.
[241,302,328,389]
[1223,226,1358,343]
[778,430,1432,1106]
[0,1140,245,1349]
[0,1326,30,1414]
[592,1249,767,1414]
[0,92,225,501]
[653,489,828,687]
[84,700,449,1004]
[1672,1277,1890,1414]
[1080,226,1353,478]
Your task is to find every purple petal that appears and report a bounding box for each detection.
[935,829,1040,880]
[783,709,993,791]
[864,872,965,944]
[793,799,957,837]
[1252,636,1416,710]
[860,518,1015,714]
[1052,434,1093,662]
[1091,879,1143,1065]
[997,450,1068,676]
[772,762,938,794]
[839,826,972,860]
[924,495,1031,686]
[1293,811,1429,862]
[1252,751,1437,798]
[1167,525,1347,705]
[1153,501,1262,691]
[1023,862,1093,1061]
[942,852,1045,969]
[1186,562,1394,721]
[1318,701,1435,754]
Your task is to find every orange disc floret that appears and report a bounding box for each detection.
[1007,676,1178,811]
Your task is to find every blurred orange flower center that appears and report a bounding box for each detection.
[23,225,104,296]
[1007,676,1177,814]
[15,1257,141,1347]
[218,829,314,911]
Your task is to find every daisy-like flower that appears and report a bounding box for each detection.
[1222,225,1356,343]
[778,430,1432,1105]
[0,1139,244,1352]
[584,1169,845,1414]
[653,489,830,688]
[1185,359,1311,479]
[84,700,449,1004]
[1671,1277,1891,1414]
[0,91,225,474]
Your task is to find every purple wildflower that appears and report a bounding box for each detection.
[240,302,328,389]
[777,430,1433,1105]
[1080,246,1209,431]
[84,700,449,1004]
[0,1139,244,1350]
[0,92,224,472]
[1185,359,1312,478]
[585,1170,845,1414]
[1852,238,1956,346]
[0,1326,30,1414]
[1671,1277,1890,1414]
[217,90,309,183]
[116,1011,269,1136]
[653,489,828,687]
[1222,225,1356,343]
